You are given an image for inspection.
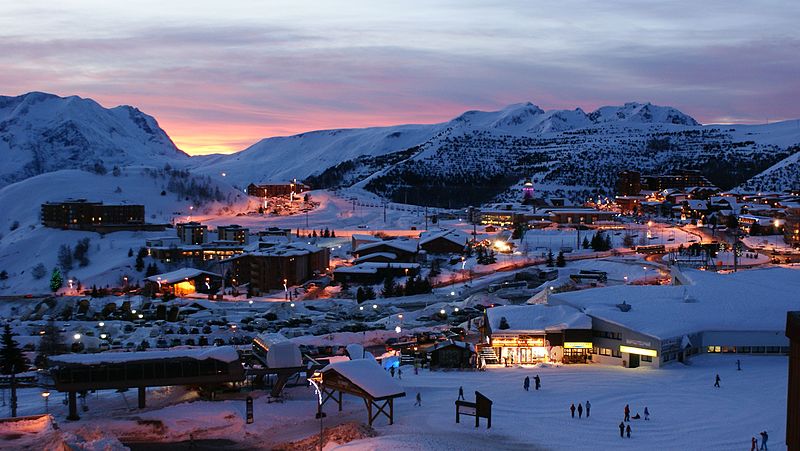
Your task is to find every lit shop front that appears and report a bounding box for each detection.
[563,342,593,364]
[491,335,549,364]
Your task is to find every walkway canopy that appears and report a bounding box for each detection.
[310,359,405,426]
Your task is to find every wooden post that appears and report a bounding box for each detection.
[67,391,79,421]
[389,398,394,425]
[138,387,146,409]
[367,400,373,426]
[337,390,342,412]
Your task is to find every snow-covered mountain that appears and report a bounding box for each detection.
[0,92,187,186]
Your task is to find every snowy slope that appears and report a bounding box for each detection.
[0,92,187,186]
[0,167,253,294]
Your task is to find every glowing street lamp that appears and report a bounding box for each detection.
[98,322,104,328]
[100,333,107,340]
[73,333,81,341]
[41,391,50,413]
[395,326,402,333]
[68,279,74,290]
[440,309,446,315]
[138,314,144,319]
[372,304,378,309]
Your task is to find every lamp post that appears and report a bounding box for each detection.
[41,391,50,414]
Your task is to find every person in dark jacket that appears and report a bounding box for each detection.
[414,392,422,406]
[534,375,541,390]
[619,421,625,438]
[524,376,530,391]
[458,386,465,401]
[585,400,591,418]
[577,403,583,418]
[570,403,576,418]
[644,406,650,420]
[714,373,721,387]
[626,424,631,438]
[624,404,630,421]
[750,436,757,451]
[760,430,768,450]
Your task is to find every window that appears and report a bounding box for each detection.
[642,355,653,362]
[738,346,751,353]
[707,346,721,353]
[662,353,672,363]
[612,348,621,358]
[593,347,612,356]
[766,346,781,354]
[752,346,765,353]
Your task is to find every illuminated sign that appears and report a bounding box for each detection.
[564,342,593,349]
[620,345,658,357]
[492,336,545,347]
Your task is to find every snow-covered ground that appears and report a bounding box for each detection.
[4,354,785,450]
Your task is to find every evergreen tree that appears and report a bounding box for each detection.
[312,230,317,238]
[50,268,63,292]
[35,318,66,369]
[556,251,566,267]
[57,244,73,271]
[0,324,29,374]
[0,270,7,281]
[487,249,497,264]
[546,250,555,267]
[73,238,91,267]
[382,276,396,298]
[128,248,134,258]
[582,237,590,249]
[604,234,612,250]
[330,230,336,238]
[145,263,160,278]
[356,287,365,303]
[364,286,377,300]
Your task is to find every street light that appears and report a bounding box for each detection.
[41,391,50,413]
[100,333,107,340]
[73,333,81,341]
[372,304,377,309]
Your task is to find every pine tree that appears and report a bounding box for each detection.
[582,237,590,249]
[364,286,377,300]
[35,318,65,369]
[57,244,73,271]
[546,250,555,267]
[50,268,63,292]
[604,234,612,250]
[556,251,566,267]
[128,248,134,258]
[356,287,365,303]
[382,276,396,298]
[145,263,159,278]
[330,230,336,238]
[0,324,29,374]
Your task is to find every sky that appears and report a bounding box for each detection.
[1,1,798,155]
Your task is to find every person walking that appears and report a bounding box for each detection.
[714,374,721,388]
[577,403,583,418]
[626,424,631,438]
[750,436,757,451]
[414,392,422,407]
[458,386,465,401]
[534,375,541,390]
[398,368,402,379]
[760,430,768,450]
[390,367,395,378]
[644,406,650,420]
[624,404,630,422]
[585,400,591,418]
[619,421,625,438]
[570,403,576,418]
[524,376,530,391]
[737,359,742,371]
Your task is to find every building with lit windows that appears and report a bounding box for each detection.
[217,224,250,244]
[549,267,797,368]
[786,206,800,248]
[176,221,208,245]
[145,268,222,296]
[481,305,593,365]
[41,199,162,232]
[246,180,309,198]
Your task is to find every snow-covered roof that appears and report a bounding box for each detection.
[334,262,420,274]
[356,239,418,254]
[486,304,591,334]
[225,242,324,260]
[265,341,303,368]
[49,346,240,365]
[550,267,800,340]
[427,340,476,353]
[321,358,404,399]
[146,268,221,283]
[353,252,397,263]
[352,234,381,242]
[254,332,288,348]
[419,229,469,247]
[684,200,708,210]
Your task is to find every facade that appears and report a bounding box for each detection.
[353,239,419,263]
[148,241,245,263]
[426,340,476,369]
[176,221,208,245]
[786,207,800,247]
[246,180,309,198]
[419,229,468,254]
[787,312,800,450]
[225,243,330,294]
[615,196,645,214]
[333,262,420,284]
[217,224,250,244]
[544,208,618,225]
[617,170,642,196]
[41,199,145,230]
[641,170,716,191]
[482,305,593,365]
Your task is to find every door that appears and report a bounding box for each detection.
[629,353,640,368]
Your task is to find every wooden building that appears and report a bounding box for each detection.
[419,229,468,255]
[426,340,476,369]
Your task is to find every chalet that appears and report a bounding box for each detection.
[419,229,469,255]
[353,239,419,263]
[482,304,593,365]
[351,234,382,252]
[425,340,476,369]
[246,180,309,198]
[145,268,222,296]
[680,200,709,220]
[615,196,645,214]
[333,262,420,285]
[224,242,330,294]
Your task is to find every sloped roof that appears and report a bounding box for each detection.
[419,229,468,247]
[356,239,418,254]
[486,304,591,334]
[321,358,405,399]
[146,268,221,283]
